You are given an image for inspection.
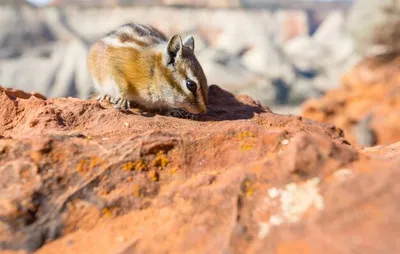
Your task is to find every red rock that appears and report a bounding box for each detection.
[302,56,400,147]
[0,84,398,253]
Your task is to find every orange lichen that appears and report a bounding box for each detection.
[102,207,112,217]
[238,131,255,151]
[77,157,104,173]
[169,167,177,175]
[123,162,135,171]
[133,184,141,197]
[149,170,159,182]
[240,144,254,151]
[152,151,169,168]
[242,180,255,197]
[135,159,146,171]
[123,159,146,172]
[77,159,89,173]
[90,156,103,168]
[238,131,254,140]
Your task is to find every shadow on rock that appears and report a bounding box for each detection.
[199,85,271,121]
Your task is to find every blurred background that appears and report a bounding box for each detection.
[0,0,399,115]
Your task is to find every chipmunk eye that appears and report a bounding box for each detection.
[186,80,197,93]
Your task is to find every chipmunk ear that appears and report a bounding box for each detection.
[183,36,194,52]
[165,34,182,66]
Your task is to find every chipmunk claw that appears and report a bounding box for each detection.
[166,109,196,120]
[97,94,111,102]
[113,98,131,110]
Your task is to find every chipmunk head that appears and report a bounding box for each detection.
[162,35,208,114]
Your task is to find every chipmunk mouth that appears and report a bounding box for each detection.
[175,103,199,115]
[184,106,206,115]
[182,108,200,115]
[174,101,206,115]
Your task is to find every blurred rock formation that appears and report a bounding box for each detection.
[303,56,400,147]
[0,1,356,110]
[348,0,400,56]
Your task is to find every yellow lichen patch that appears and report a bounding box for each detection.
[240,144,254,151]
[122,159,147,172]
[133,185,141,197]
[122,162,135,172]
[242,180,255,197]
[90,156,103,168]
[151,151,169,168]
[149,170,159,182]
[238,131,255,140]
[77,159,89,173]
[76,156,104,174]
[246,183,254,197]
[77,157,104,173]
[102,207,112,217]
[238,131,256,151]
[135,159,146,171]
[169,167,177,175]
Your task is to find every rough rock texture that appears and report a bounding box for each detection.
[0,85,399,253]
[302,56,400,147]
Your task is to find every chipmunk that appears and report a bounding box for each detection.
[87,23,208,116]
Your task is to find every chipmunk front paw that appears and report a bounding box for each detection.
[97,94,112,102]
[113,98,131,111]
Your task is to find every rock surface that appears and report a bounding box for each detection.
[0,85,399,253]
[302,56,400,147]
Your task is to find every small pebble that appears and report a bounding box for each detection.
[66,239,74,246]
[281,139,290,145]
[267,187,280,199]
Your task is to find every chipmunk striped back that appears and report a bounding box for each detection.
[87,23,208,114]
[102,23,167,49]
